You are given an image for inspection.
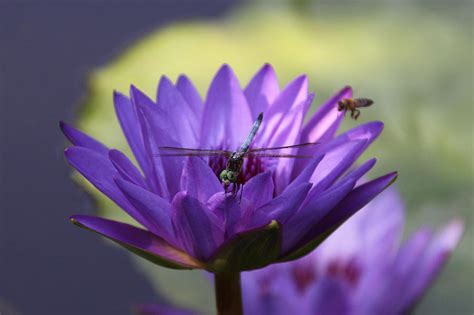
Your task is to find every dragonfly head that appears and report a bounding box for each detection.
[220,169,238,186]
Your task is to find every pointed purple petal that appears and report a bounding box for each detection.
[327,121,384,150]
[70,215,202,269]
[135,107,168,198]
[65,146,149,227]
[114,91,151,182]
[200,64,252,148]
[176,74,203,109]
[249,183,312,228]
[401,220,464,310]
[302,86,352,143]
[109,149,147,188]
[343,158,377,185]
[309,140,367,194]
[293,172,398,251]
[176,74,203,128]
[244,63,280,118]
[207,193,241,239]
[285,154,325,192]
[157,76,198,146]
[239,172,274,228]
[60,121,108,154]
[181,157,222,202]
[137,104,185,199]
[283,178,356,253]
[316,186,404,269]
[255,75,308,147]
[268,95,314,194]
[171,192,222,261]
[292,120,383,179]
[130,84,156,109]
[115,178,174,243]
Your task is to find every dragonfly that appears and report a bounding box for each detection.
[159,112,319,196]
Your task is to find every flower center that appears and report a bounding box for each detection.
[326,259,361,287]
[291,263,317,293]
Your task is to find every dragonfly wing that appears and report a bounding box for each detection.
[245,152,313,158]
[247,142,319,153]
[158,146,232,157]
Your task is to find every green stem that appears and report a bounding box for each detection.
[214,272,243,315]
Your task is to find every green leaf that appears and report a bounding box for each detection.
[208,221,281,273]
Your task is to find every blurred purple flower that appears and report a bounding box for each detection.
[241,187,463,315]
[62,64,396,272]
[137,187,464,315]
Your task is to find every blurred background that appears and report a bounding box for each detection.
[1,0,472,314]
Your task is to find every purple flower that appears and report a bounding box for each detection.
[62,64,396,272]
[240,187,464,315]
[136,187,464,315]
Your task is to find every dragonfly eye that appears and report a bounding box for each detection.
[227,172,237,182]
[220,170,237,184]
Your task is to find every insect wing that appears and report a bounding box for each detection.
[245,142,318,159]
[245,152,313,158]
[158,146,232,157]
[354,98,374,108]
[247,142,319,153]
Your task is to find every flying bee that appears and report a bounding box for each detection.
[337,98,374,120]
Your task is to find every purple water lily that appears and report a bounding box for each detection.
[241,187,463,315]
[137,187,463,315]
[62,64,396,314]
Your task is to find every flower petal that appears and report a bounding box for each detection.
[301,86,352,144]
[60,121,108,154]
[171,192,222,261]
[292,120,383,179]
[244,63,280,118]
[115,178,174,243]
[109,149,147,188]
[309,140,367,194]
[315,186,404,270]
[207,193,241,239]
[400,220,464,310]
[255,75,308,147]
[326,121,384,151]
[343,158,377,185]
[285,154,325,192]
[114,90,150,181]
[239,172,275,228]
[284,172,398,260]
[200,64,252,149]
[176,74,203,111]
[308,277,350,315]
[249,182,312,228]
[282,178,356,254]
[157,76,198,146]
[70,215,201,269]
[181,157,222,202]
[136,104,184,199]
[65,146,149,227]
[268,95,314,194]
